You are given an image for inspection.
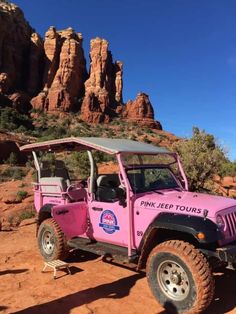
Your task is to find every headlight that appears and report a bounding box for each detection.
[216,215,225,230]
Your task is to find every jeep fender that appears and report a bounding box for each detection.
[137,213,223,270]
[36,204,54,234]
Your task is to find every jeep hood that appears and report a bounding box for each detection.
[135,190,236,218]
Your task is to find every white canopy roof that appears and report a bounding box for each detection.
[20,137,170,155]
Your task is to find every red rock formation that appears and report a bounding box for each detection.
[31,27,87,112]
[27,33,44,95]
[0,1,43,107]
[81,91,110,124]
[0,2,162,129]
[0,2,33,91]
[81,38,123,123]
[123,93,162,129]
[43,26,60,89]
[0,73,10,94]
[115,61,123,103]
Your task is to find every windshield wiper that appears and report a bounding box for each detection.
[151,190,163,194]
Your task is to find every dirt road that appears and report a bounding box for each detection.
[0,223,236,314]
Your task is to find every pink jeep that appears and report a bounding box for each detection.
[20,137,236,313]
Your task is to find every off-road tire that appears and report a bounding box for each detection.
[38,218,69,261]
[146,240,215,314]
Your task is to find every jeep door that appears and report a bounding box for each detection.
[87,174,128,246]
[52,202,88,238]
[88,199,128,246]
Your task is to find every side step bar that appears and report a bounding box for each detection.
[67,237,139,264]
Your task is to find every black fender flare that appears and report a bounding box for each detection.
[142,213,223,247]
[36,204,54,233]
[137,213,223,270]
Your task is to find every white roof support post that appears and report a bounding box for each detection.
[87,150,95,199]
[32,151,41,180]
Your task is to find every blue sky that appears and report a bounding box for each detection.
[14,0,236,160]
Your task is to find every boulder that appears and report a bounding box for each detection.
[9,92,31,114]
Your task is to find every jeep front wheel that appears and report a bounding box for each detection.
[146,240,214,314]
[38,218,68,261]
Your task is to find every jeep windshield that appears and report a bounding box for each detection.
[127,167,181,193]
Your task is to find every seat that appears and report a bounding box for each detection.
[38,160,70,195]
[96,174,120,202]
[39,177,67,194]
[40,161,53,178]
[54,160,71,187]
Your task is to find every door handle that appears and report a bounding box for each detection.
[92,207,103,211]
[56,209,69,215]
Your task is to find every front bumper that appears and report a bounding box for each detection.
[202,242,236,264]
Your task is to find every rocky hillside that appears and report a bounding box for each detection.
[0,1,161,129]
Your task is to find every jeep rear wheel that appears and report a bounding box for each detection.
[146,240,214,314]
[38,218,68,261]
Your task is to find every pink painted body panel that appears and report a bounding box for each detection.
[134,190,236,219]
[34,190,68,212]
[132,189,236,247]
[52,202,88,238]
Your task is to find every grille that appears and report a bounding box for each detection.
[224,212,236,237]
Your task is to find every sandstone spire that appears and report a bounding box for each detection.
[80,37,123,123]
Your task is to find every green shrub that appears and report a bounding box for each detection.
[0,167,25,182]
[5,152,18,165]
[145,128,153,134]
[8,208,36,226]
[173,127,226,191]
[93,151,114,163]
[65,151,90,178]
[16,190,28,201]
[219,160,236,177]
[0,107,33,132]
[35,125,68,140]
[19,209,35,221]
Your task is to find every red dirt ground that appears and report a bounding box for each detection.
[0,168,34,230]
[0,222,236,314]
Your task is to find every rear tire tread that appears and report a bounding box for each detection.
[38,218,68,261]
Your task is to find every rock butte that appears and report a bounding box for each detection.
[0,1,162,129]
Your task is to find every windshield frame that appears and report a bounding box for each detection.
[126,165,183,194]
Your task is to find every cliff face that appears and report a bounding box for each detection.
[0,2,45,96]
[0,1,162,129]
[0,1,43,112]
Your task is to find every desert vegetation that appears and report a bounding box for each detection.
[1,106,236,194]
[173,127,236,192]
